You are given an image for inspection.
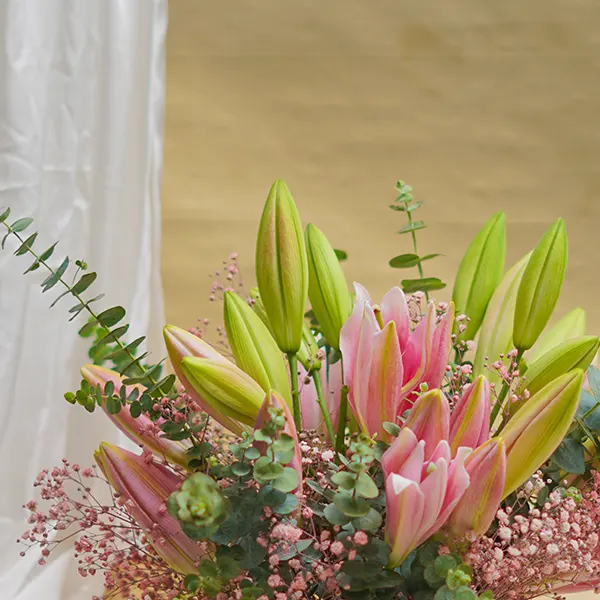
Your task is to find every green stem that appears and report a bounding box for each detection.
[311,368,336,443]
[335,385,350,458]
[405,200,429,302]
[490,349,524,426]
[287,353,302,430]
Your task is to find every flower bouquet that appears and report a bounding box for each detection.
[3,179,600,600]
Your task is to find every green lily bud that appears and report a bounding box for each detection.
[181,357,265,426]
[473,253,530,385]
[452,212,506,341]
[500,369,583,498]
[256,180,308,353]
[513,219,568,351]
[305,223,351,349]
[519,336,599,398]
[250,286,320,370]
[168,472,230,540]
[224,291,291,405]
[526,307,586,365]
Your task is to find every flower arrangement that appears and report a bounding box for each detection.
[3,179,600,600]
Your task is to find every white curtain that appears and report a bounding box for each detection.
[0,1,167,599]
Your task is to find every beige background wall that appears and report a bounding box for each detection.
[162,0,600,341]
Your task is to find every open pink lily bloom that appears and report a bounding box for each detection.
[340,283,454,441]
[382,428,471,567]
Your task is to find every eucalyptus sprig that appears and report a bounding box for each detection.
[388,180,446,297]
[0,209,209,441]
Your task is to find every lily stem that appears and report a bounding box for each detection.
[335,384,350,459]
[311,369,336,443]
[287,352,302,430]
[490,348,524,426]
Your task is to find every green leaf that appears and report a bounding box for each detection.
[382,421,401,437]
[244,447,261,460]
[104,381,115,397]
[104,336,145,359]
[324,503,351,525]
[38,243,58,262]
[42,256,70,292]
[273,493,299,515]
[14,233,38,256]
[71,272,97,294]
[454,587,477,600]
[232,462,252,477]
[333,492,370,517]
[253,456,284,481]
[93,325,130,348]
[23,260,40,274]
[401,277,447,294]
[434,554,458,578]
[258,486,287,507]
[334,249,348,261]
[272,433,295,452]
[10,218,34,234]
[129,401,142,418]
[253,430,272,444]
[389,253,421,268]
[0,207,10,224]
[184,574,201,592]
[331,471,356,490]
[434,586,456,600]
[351,508,382,532]
[397,220,426,234]
[552,437,586,475]
[217,555,241,580]
[96,306,126,328]
[355,472,379,499]
[589,365,600,400]
[147,374,176,395]
[78,319,98,337]
[272,467,299,493]
[198,559,220,579]
[106,395,121,414]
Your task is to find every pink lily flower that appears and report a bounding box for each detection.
[382,428,470,567]
[255,390,303,491]
[340,284,454,441]
[403,388,450,460]
[448,438,506,536]
[449,375,491,455]
[81,365,191,467]
[95,443,206,574]
[299,360,342,436]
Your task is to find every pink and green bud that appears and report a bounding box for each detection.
[305,223,351,349]
[224,291,291,405]
[181,357,265,427]
[255,180,308,353]
[95,443,205,574]
[519,335,599,397]
[449,375,491,454]
[403,389,450,459]
[81,364,190,467]
[513,219,568,351]
[255,390,303,491]
[526,307,587,365]
[163,325,249,435]
[452,212,506,341]
[448,438,506,536]
[383,429,471,567]
[500,369,583,497]
[473,253,530,385]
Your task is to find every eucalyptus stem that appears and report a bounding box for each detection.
[404,198,429,302]
[490,348,524,426]
[287,353,302,430]
[311,368,336,443]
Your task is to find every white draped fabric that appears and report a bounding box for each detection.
[0,1,167,598]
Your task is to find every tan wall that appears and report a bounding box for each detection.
[162,0,600,343]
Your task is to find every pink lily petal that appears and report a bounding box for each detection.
[382,428,420,480]
[422,304,454,389]
[450,375,491,454]
[380,286,410,351]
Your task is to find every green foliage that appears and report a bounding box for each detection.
[388,180,446,297]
